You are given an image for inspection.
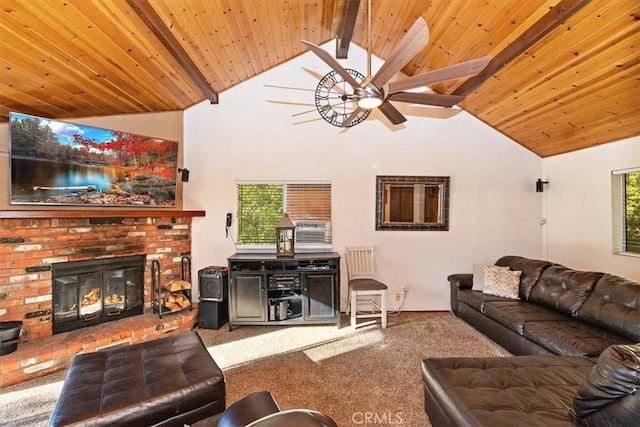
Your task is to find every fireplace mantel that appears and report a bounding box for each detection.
[0,209,205,219]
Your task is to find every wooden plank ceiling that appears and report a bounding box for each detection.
[0,0,638,157]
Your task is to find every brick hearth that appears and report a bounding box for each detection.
[0,210,205,387]
[0,309,198,388]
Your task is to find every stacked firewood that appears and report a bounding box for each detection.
[163,280,191,312]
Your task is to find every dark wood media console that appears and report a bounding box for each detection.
[227,252,341,331]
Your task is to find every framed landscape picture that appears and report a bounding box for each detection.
[9,112,179,207]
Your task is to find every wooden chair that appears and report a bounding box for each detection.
[344,246,387,328]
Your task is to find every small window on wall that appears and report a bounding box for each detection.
[236,182,332,248]
[612,168,640,255]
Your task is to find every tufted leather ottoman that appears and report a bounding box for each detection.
[422,355,594,426]
[49,332,225,426]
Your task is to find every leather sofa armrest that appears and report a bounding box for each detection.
[214,391,280,427]
[448,274,472,316]
[571,344,640,427]
[448,274,473,289]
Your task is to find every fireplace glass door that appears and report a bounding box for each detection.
[78,272,103,318]
[52,255,145,334]
[104,270,126,313]
[53,276,79,322]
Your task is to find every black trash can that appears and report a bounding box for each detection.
[0,321,22,355]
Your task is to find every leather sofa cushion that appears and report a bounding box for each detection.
[422,355,594,427]
[571,344,640,427]
[529,265,603,316]
[495,255,553,299]
[577,274,640,341]
[523,320,631,357]
[457,288,516,313]
[483,301,571,335]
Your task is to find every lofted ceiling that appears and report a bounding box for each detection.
[0,0,638,158]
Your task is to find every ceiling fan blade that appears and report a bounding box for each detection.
[370,17,429,87]
[378,101,407,125]
[300,40,361,88]
[388,56,491,94]
[264,84,316,92]
[342,108,365,128]
[388,92,465,107]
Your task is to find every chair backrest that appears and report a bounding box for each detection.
[345,246,376,280]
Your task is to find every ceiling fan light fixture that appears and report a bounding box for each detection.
[355,85,383,109]
[357,96,383,109]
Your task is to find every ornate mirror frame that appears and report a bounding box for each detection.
[375,175,450,231]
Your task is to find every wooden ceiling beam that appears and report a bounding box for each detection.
[453,0,592,96]
[125,0,219,104]
[335,0,361,59]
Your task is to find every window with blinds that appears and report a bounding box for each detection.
[612,168,640,255]
[236,182,332,247]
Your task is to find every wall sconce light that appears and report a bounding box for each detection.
[178,168,190,182]
[536,179,549,193]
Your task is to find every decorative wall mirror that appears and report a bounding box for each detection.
[375,176,450,231]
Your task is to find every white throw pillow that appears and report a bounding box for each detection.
[482,265,522,299]
[472,264,487,290]
[473,264,509,291]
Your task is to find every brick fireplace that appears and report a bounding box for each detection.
[0,209,204,387]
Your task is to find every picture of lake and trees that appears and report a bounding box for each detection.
[9,113,179,206]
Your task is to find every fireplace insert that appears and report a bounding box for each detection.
[51,255,145,334]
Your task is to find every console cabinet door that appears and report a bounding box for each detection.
[230,274,266,322]
[304,273,337,321]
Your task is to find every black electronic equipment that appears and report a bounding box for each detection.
[198,266,228,330]
[199,266,227,302]
[268,274,301,289]
[198,300,228,330]
[225,213,232,237]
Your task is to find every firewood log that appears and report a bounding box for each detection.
[165,280,191,292]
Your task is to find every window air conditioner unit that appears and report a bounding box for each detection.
[294,220,330,244]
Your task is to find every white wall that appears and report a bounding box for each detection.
[183,43,543,311]
[67,112,183,143]
[542,136,640,280]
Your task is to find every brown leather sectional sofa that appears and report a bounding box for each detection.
[421,256,640,426]
[448,256,639,357]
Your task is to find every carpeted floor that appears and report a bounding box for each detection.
[0,312,509,426]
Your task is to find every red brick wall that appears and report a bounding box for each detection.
[0,215,193,340]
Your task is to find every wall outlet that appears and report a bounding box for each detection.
[395,292,401,302]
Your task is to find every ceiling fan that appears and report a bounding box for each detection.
[300,1,492,128]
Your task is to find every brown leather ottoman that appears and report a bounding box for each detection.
[49,332,225,426]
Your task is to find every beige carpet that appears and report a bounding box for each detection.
[0,312,509,426]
